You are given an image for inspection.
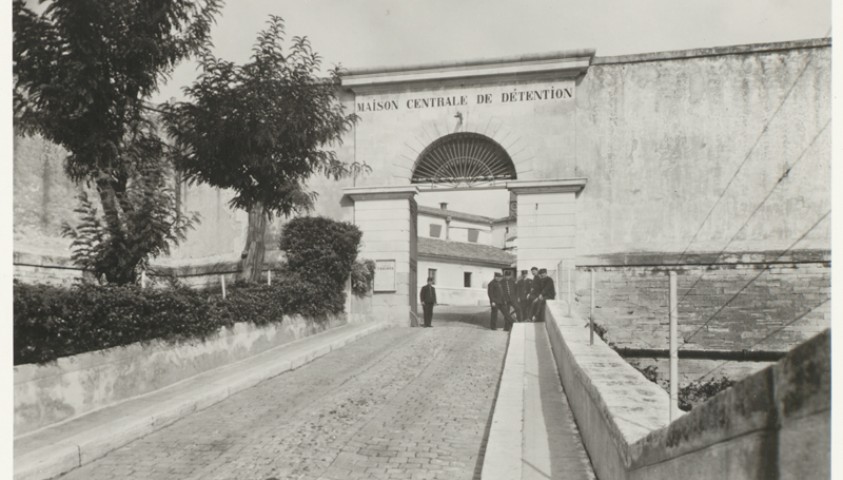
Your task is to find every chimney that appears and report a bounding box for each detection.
[439,202,448,210]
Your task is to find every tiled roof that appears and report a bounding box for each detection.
[417,205,494,224]
[418,237,516,267]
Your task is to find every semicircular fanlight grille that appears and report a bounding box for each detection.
[411,133,516,187]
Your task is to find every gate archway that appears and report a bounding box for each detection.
[411,132,517,188]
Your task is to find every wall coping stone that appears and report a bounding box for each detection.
[575,248,830,268]
[343,185,419,202]
[342,49,595,92]
[592,37,830,66]
[507,178,588,195]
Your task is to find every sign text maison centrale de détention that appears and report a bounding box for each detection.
[356,87,573,113]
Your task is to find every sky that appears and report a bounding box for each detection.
[152,0,831,103]
[150,0,832,217]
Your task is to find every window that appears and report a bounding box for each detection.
[429,224,442,238]
[464,272,472,288]
[467,228,479,243]
[427,268,437,284]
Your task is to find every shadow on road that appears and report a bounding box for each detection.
[418,305,493,330]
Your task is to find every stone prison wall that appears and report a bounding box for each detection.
[566,251,830,354]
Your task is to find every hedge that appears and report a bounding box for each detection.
[15,216,363,366]
[13,274,345,366]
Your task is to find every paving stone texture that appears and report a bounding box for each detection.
[59,306,507,480]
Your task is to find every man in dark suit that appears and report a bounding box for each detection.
[527,266,541,321]
[419,277,437,328]
[500,270,517,331]
[515,270,532,322]
[487,272,513,331]
[530,268,556,322]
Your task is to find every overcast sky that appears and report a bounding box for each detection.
[152,0,831,102]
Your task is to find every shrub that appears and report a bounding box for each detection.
[280,216,362,292]
[13,274,346,365]
[350,259,375,296]
[630,362,735,411]
[678,376,735,411]
[15,216,366,365]
[14,282,216,365]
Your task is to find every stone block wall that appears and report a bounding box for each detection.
[569,250,830,352]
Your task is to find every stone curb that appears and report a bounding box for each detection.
[481,324,524,480]
[14,321,388,480]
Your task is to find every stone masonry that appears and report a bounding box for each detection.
[570,258,830,352]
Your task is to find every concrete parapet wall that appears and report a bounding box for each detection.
[544,300,830,479]
[628,328,830,479]
[14,313,348,436]
[544,300,672,480]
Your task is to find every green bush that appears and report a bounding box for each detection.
[15,216,364,366]
[350,259,375,296]
[280,216,362,292]
[630,362,735,411]
[678,376,735,411]
[14,274,345,366]
[14,282,217,365]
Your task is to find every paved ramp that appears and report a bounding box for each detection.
[54,311,508,480]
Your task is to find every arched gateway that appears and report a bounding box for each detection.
[341,51,590,326]
[411,132,516,187]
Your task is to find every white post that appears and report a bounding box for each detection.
[221,274,227,300]
[140,271,147,289]
[669,271,679,421]
[267,269,272,286]
[589,269,595,346]
[567,268,572,317]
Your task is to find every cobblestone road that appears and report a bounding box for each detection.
[61,306,506,480]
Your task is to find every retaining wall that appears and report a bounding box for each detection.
[545,300,830,479]
[567,250,830,352]
[15,313,347,436]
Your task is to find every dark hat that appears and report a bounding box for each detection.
[539,268,548,274]
[531,266,538,271]
[504,270,512,276]
[494,272,502,277]
[521,270,528,274]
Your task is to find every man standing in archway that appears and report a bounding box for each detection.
[488,272,513,331]
[530,268,556,322]
[419,277,437,328]
[515,269,532,322]
[500,270,517,331]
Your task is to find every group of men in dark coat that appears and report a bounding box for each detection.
[418,267,555,330]
[487,267,555,331]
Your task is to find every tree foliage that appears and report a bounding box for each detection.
[163,16,367,282]
[163,15,363,216]
[61,160,198,284]
[13,0,221,284]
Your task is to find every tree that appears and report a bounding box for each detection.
[163,16,366,283]
[13,0,221,283]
